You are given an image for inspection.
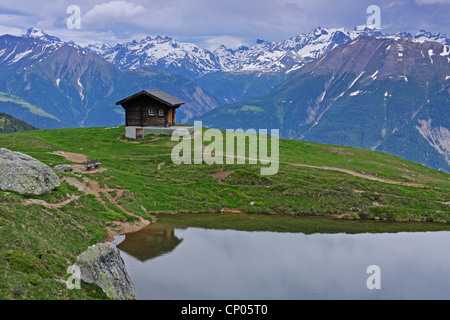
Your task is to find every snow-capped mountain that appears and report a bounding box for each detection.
[89,26,449,79]
[2,27,449,80]
[90,26,385,77]
[0,28,64,70]
[409,30,449,45]
[214,26,383,74]
[23,27,63,44]
[92,36,222,79]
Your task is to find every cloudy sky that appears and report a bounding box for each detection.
[0,0,449,49]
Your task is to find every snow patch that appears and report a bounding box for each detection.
[412,39,426,44]
[428,49,434,64]
[349,72,364,89]
[336,92,345,100]
[396,43,404,58]
[286,64,303,74]
[440,45,450,56]
[10,50,33,64]
[318,90,326,102]
[77,78,84,100]
[370,70,379,79]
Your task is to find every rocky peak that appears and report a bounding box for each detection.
[414,30,448,45]
[24,28,62,43]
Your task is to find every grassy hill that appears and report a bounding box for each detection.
[0,112,37,134]
[0,126,449,299]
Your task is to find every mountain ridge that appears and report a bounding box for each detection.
[201,35,450,172]
[82,25,450,79]
[0,112,37,133]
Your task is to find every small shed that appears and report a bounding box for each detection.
[116,89,186,139]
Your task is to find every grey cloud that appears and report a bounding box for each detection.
[0,0,448,46]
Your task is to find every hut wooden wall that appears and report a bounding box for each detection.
[125,95,170,127]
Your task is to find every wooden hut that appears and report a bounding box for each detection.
[116,89,185,139]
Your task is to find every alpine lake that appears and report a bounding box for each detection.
[111,213,450,300]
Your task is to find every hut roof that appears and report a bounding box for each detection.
[116,89,185,107]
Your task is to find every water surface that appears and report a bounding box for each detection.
[115,220,450,300]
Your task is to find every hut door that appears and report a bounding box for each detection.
[167,108,173,126]
[136,128,143,140]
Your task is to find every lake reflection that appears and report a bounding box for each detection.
[116,223,450,300]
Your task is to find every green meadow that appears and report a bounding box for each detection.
[0,125,449,299]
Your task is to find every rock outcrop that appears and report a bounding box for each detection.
[75,243,136,300]
[0,148,60,195]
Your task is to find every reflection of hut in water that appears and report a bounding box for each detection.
[117,224,182,262]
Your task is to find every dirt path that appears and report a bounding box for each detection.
[61,176,151,241]
[212,168,235,183]
[289,163,423,187]
[195,148,422,187]
[39,149,151,240]
[157,161,166,170]
[22,195,80,208]
[48,151,88,163]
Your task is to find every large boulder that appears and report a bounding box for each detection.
[75,243,136,300]
[0,148,60,195]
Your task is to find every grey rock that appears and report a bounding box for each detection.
[54,164,72,172]
[75,243,136,300]
[0,148,60,195]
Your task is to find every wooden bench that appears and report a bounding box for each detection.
[84,159,101,171]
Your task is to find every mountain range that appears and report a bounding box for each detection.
[0,27,449,172]
[201,35,450,172]
[87,25,449,79]
[0,28,219,128]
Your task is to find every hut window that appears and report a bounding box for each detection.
[149,109,155,117]
[159,109,165,117]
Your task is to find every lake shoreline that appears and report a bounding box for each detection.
[116,211,450,237]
